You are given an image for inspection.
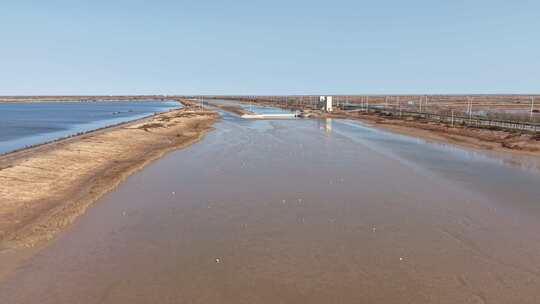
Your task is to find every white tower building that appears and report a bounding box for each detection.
[325,96,333,112]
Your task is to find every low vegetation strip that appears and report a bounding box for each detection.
[0,107,218,249]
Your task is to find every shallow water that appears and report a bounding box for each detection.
[0,100,180,154]
[210,99,296,115]
[1,108,540,303]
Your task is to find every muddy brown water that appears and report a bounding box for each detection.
[2,110,540,303]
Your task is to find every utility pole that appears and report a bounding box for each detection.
[465,96,471,119]
[467,97,472,120]
[397,96,401,117]
[531,96,535,121]
[366,96,369,112]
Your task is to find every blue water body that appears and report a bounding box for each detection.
[0,100,181,154]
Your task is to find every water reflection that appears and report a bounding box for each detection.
[335,119,540,175]
[318,118,333,134]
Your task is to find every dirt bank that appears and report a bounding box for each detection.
[227,99,540,156]
[0,106,218,250]
[331,111,540,155]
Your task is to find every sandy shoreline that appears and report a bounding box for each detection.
[0,104,218,251]
[342,112,540,156]
[0,99,250,281]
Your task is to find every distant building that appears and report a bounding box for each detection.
[326,96,333,112]
[319,96,333,112]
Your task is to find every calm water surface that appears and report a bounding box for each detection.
[1,105,540,303]
[210,99,296,114]
[0,100,180,154]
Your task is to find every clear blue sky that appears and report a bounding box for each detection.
[1,0,539,95]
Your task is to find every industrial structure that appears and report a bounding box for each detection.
[319,96,333,112]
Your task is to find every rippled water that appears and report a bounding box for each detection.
[2,104,540,303]
[0,100,181,154]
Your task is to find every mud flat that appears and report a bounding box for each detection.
[0,106,218,251]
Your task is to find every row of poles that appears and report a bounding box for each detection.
[334,95,537,122]
[349,96,538,129]
[202,95,537,123]
[244,95,535,114]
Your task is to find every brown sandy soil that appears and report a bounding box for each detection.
[0,106,218,250]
